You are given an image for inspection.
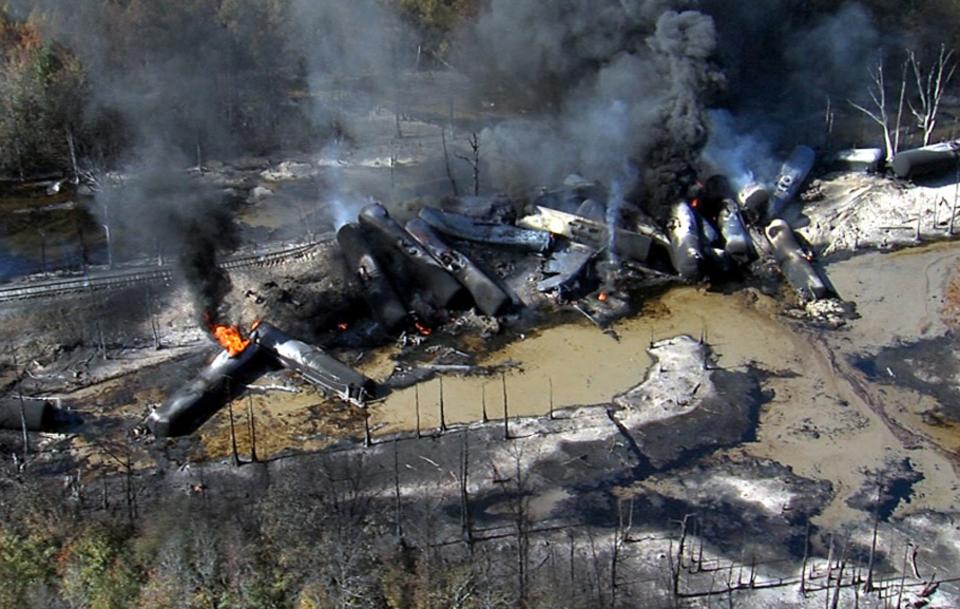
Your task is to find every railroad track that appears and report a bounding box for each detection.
[0,237,330,304]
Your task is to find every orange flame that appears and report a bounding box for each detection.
[414,321,433,337]
[598,292,609,303]
[204,314,251,357]
[337,322,349,331]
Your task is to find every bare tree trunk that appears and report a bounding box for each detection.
[228,400,240,467]
[66,126,79,182]
[502,372,510,440]
[438,375,447,433]
[830,542,849,609]
[247,393,258,463]
[825,535,835,609]
[124,455,137,524]
[459,429,472,545]
[896,543,910,609]
[865,481,883,592]
[894,59,908,154]
[17,389,29,462]
[196,136,204,174]
[850,59,896,161]
[674,515,691,598]
[514,450,528,606]
[441,126,460,197]
[456,132,482,196]
[363,407,372,447]
[415,383,421,439]
[393,437,403,540]
[481,383,488,423]
[909,45,957,146]
[96,319,107,360]
[548,378,555,420]
[801,520,810,596]
[146,284,162,349]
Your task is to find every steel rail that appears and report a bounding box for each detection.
[0,237,330,303]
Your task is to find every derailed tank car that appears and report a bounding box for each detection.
[765,219,830,301]
[337,223,409,332]
[766,145,816,221]
[147,344,263,437]
[405,218,511,316]
[667,201,703,281]
[358,203,465,309]
[419,207,553,253]
[252,322,375,406]
[891,140,960,180]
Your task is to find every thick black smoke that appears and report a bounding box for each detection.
[1,0,904,289]
[95,150,239,324]
[701,1,882,185]
[457,1,722,208]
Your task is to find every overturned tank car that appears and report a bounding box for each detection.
[147,344,264,438]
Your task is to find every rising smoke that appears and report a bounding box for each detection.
[4,0,895,316]
[459,1,722,207]
[701,1,882,184]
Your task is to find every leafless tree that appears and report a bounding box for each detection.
[849,57,908,161]
[908,44,957,146]
[456,132,481,196]
[246,393,258,463]
[441,125,460,197]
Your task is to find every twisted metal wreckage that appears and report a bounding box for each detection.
[3,144,845,437]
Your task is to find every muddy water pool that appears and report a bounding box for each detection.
[198,285,796,459]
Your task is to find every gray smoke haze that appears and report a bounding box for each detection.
[2,0,898,288]
[701,1,882,183]
[6,0,415,321]
[704,0,882,117]
[460,1,721,207]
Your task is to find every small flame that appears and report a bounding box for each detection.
[691,198,700,209]
[414,321,433,337]
[204,313,251,357]
[598,292,609,303]
[337,322,349,331]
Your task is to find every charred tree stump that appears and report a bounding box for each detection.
[393,437,403,541]
[228,399,240,467]
[502,372,510,440]
[456,132,482,197]
[66,126,79,182]
[441,126,459,197]
[415,384,421,439]
[865,480,883,592]
[438,376,447,433]
[363,408,372,447]
[459,429,473,546]
[548,378,555,420]
[247,393,258,463]
[801,521,811,596]
[481,383,488,424]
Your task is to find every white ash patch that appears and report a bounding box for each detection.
[486,407,619,475]
[613,335,713,427]
[260,160,318,181]
[711,475,796,514]
[786,297,857,328]
[797,172,960,256]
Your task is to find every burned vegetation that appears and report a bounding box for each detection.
[2,1,960,608]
